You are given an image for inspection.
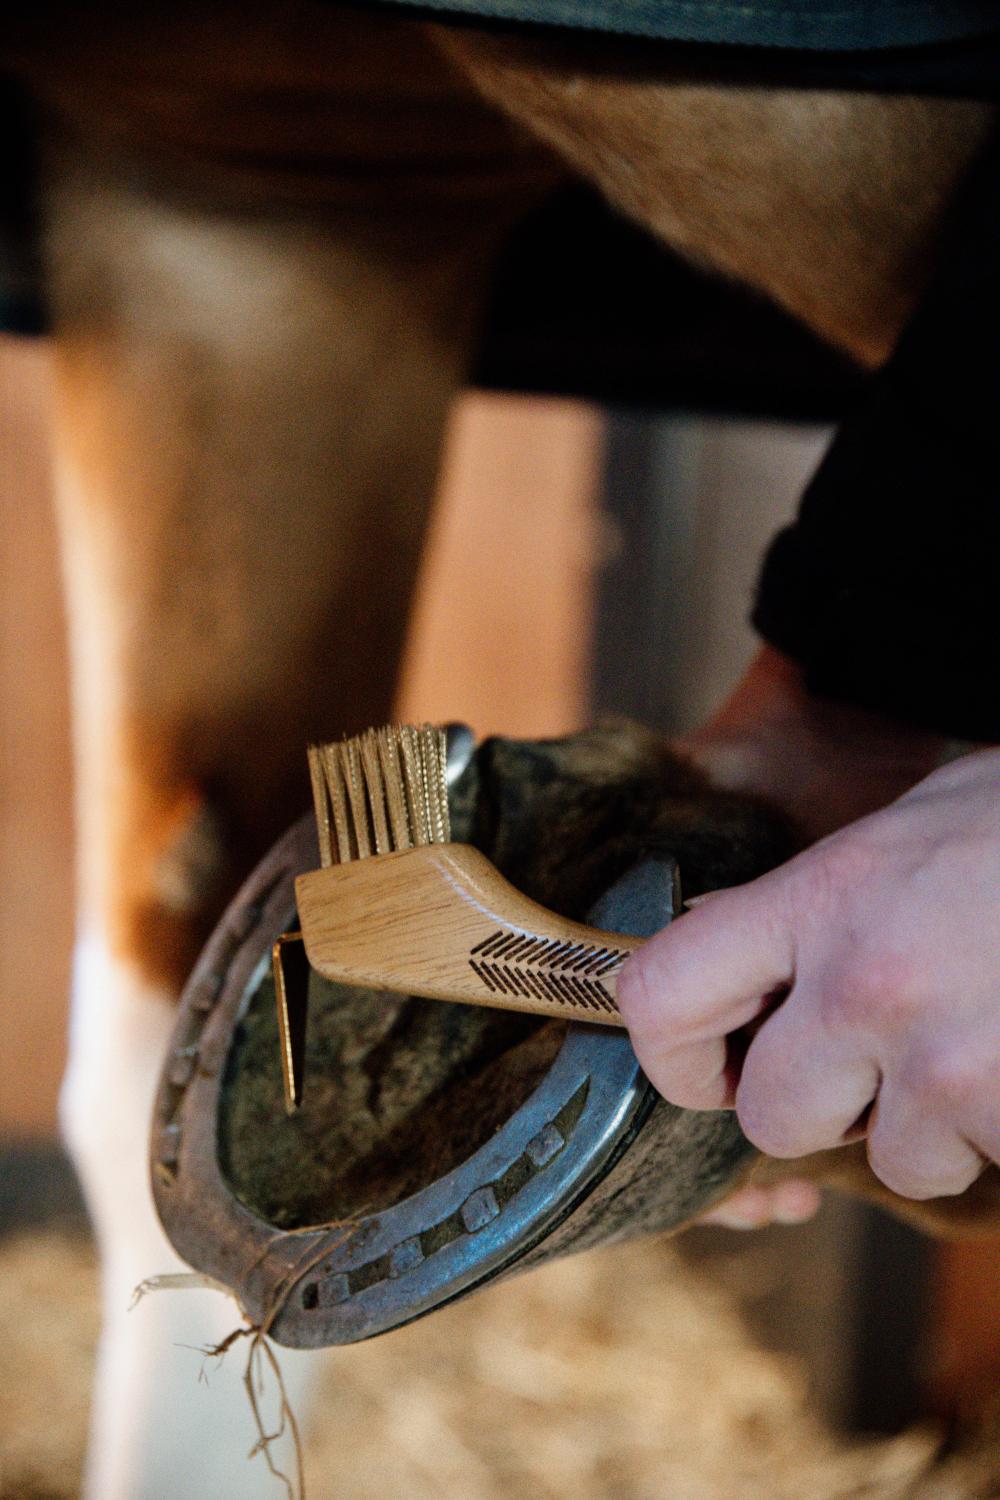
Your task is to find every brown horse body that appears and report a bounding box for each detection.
[3,5,995,1493]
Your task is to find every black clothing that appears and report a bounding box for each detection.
[753,126,1000,743]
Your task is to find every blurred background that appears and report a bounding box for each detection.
[3,226,1000,1493]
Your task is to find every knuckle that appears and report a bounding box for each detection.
[817,976,868,1034]
[615,953,660,1037]
[644,1041,730,1112]
[735,1092,802,1160]
[867,1153,964,1201]
[866,1133,977,1201]
[901,1045,980,1111]
[864,1137,924,1198]
[794,833,881,922]
[819,953,921,1035]
[659,1077,729,1112]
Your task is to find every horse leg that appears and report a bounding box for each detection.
[432,26,994,365]
[41,124,529,1498]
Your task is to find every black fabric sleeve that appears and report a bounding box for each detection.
[752,125,1000,743]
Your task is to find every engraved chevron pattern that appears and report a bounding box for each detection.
[467,928,627,1014]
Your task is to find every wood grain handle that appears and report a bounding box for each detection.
[295,843,643,1026]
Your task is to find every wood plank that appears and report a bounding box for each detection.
[0,337,73,1137]
[398,391,602,738]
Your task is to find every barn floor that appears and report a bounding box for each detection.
[4,1160,1000,1500]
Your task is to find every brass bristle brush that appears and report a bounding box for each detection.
[274,723,669,1112]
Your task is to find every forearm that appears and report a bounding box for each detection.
[680,645,948,838]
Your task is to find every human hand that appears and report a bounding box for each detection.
[619,746,1000,1200]
[673,641,952,1224]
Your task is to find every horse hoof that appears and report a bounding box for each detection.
[152,724,796,1347]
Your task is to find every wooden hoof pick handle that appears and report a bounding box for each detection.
[296,842,643,1025]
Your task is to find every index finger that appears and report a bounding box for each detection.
[616,871,795,1108]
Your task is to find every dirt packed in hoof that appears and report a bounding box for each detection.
[5,1226,1000,1500]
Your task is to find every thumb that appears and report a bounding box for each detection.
[616,870,795,1109]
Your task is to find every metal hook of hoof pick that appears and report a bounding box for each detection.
[273,932,310,1115]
